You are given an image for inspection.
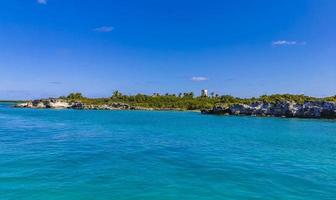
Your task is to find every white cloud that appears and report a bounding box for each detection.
[191,76,208,81]
[37,0,47,4]
[272,40,306,46]
[93,26,114,33]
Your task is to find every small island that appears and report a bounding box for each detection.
[13,91,336,119]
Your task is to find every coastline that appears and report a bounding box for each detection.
[12,97,336,119]
[13,99,199,112]
[201,101,336,119]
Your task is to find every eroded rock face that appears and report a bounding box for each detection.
[15,99,71,109]
[230,104,252,115]
[70,102,85,109]
[15,99,70,109]
[14,102,29,108]
[109,102,130,110]
[46,99,71,109]
[70,102,132,110]
[202,101,336,119]
[14,99,136,111]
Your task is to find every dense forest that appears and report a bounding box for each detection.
[59,91,336,110]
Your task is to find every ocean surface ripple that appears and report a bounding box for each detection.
[0,103,335,200]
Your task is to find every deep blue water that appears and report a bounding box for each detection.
[0,102,335,200]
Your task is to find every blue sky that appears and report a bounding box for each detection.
[0,0,335,99]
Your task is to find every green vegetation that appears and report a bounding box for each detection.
[60,92,336,110]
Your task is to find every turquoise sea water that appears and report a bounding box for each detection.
[0,102,335,200]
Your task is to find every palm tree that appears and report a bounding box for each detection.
[112,90,122,98]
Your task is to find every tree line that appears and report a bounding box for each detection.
[60,91,336,110]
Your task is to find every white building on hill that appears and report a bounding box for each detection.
[201,89,208,97]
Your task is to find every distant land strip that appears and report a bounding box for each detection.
[9,92,336,119]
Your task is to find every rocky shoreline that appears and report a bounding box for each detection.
[14,98,183,111]
[13,98,336,119]
[201,101,336,119]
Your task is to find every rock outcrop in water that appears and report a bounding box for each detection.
[201,101,336,119]
[15,99,71,109]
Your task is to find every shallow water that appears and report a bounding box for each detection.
[0,102,335,200]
